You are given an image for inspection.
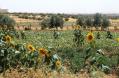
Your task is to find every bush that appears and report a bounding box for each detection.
[65,18,69,21]
[0,14,15,30]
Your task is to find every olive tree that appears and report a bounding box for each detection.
[76,16,85,28]
[102,16,110,29]
[40,15,64,30]
[40,18,50,30]
[0,14,16,30]
[93,13,102,29]
[49,15,64,29]
[85,17,93,28]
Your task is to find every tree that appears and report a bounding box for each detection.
[86,17,93,28]
[65,18,69,21]
[93,13,102,28]
[76,16,85,28]
[0,14,16,30]
[102,16,110,29]
[40,18,50,30]
[49,15,64,29]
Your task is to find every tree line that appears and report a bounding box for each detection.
[41,13,110,30]
[0,13,110,30]
[76,13,110,30]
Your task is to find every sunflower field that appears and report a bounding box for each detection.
[0,28,119,78]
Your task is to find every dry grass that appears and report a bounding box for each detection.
[68,18,77,22]
[111,19,119,22]
[10,16,39,23]
[0,68,118,78]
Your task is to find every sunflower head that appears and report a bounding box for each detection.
[27,44,35,52]
[55,60,61,68]
[77,25,80,29]
[87,32,94,42]
[39,48,47,56]
[4,35,12,43]
[74,25,80,30]
[115,38,119,42]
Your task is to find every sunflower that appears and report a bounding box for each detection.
[115,38,119,42]
[27,44,35,52]
[55,60,61,68]
[86,32,94,42]
[4,35,12,43]
[77,25,80,29]
[39,48,47,56]
[74,25,80,30]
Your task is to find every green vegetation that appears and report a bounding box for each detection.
[0,14,15,30]
[102,16,110,29]
[13,30,119,74]
[40,14,64,30]
[0,13,119,77]
[76,13,110,30]
[76,16,85,27]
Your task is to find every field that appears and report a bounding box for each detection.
[1,14,119,78]
[1,30,118,78]
[14,30,119,48]
[9,15,119,31]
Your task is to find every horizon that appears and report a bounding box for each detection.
[0,0,119,14]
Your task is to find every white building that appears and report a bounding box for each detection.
[0,8,8,13]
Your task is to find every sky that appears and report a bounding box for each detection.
[0,0,119,14]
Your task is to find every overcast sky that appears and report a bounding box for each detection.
[0,0,119,14]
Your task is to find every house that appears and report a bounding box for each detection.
[0,8,8,13]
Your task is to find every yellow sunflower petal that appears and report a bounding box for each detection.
[27,44,35,52]
[115,38,119,42]
[55,60,61,68]
[5,35,12,43]
[39,48,47,56]
[86,32,94,42]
